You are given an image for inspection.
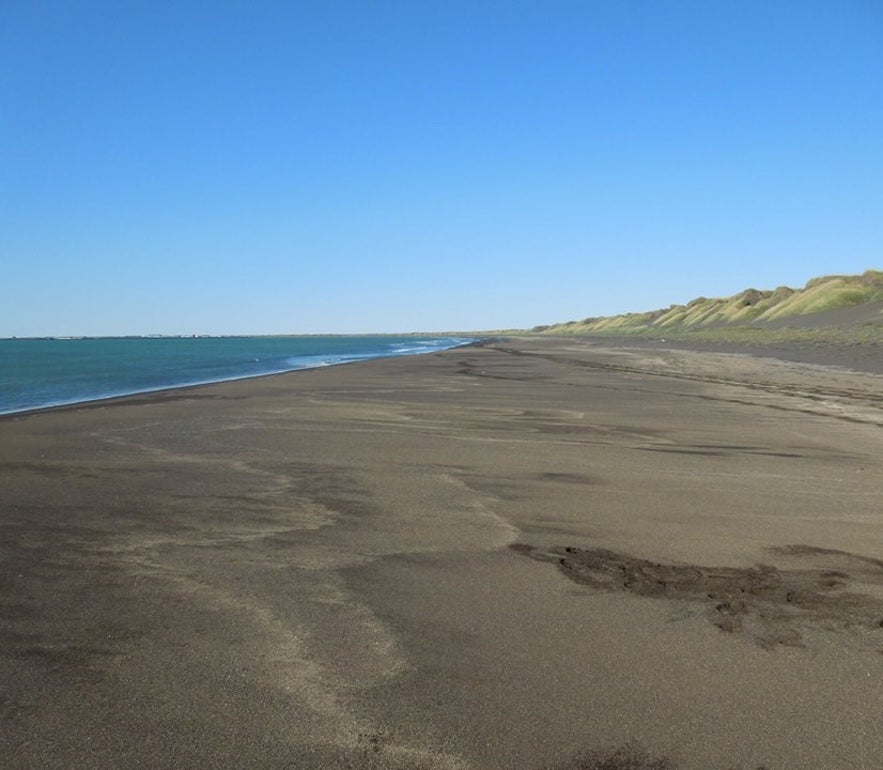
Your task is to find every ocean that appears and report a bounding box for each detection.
[0,335,475,416]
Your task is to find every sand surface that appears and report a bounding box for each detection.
[2,337,883,769]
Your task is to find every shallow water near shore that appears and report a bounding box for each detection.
[0,335,474,415]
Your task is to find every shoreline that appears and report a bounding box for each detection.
[7,330,879,421]
[0,336,485,420]
[3,337,883,769]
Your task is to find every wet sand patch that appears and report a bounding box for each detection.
[513,542,883,649]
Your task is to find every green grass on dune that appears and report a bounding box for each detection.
[536,269,883,340]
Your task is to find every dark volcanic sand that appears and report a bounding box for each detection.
[578,333,883,376]
[2,337,883,769]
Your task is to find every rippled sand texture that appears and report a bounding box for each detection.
[2,337,883,769]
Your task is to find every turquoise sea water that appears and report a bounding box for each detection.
[0,335,474,416]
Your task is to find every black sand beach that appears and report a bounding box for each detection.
[3,337,883,769]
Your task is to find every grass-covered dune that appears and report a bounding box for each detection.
[536,269,883,342]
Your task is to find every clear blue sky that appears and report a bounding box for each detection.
[3,1,882,336]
